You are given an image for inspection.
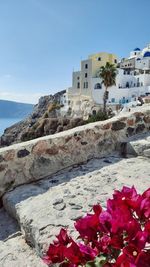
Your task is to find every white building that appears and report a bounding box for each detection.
[61,45,150,117]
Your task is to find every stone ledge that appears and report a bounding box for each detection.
[0,104,149,198]
[2,153,150,254]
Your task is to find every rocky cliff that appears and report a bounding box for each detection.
[0,90,85,147]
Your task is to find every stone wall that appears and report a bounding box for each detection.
[0,105,150,199]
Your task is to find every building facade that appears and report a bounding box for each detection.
[62,45,150,117]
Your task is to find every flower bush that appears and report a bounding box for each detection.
[43,186,150,267]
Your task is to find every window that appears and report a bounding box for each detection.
[98,57,101,61]
[77,82,80,89]
[84,82,88,88]
[114,59,117,63]
[126,82,129,88]
[77,76,80,80]
[94,83,102,89]
[85,73,88,78]
[92,110,97,115]
[111,98,115,103]
[85,64,88,69]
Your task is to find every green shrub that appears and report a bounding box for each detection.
[86,111,109,123]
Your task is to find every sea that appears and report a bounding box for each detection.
[0,118,22,136]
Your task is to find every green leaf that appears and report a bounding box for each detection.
[85,256,107,267]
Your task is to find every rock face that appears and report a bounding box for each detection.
[0,91,67,146]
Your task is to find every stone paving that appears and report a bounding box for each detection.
[0,132,150,266]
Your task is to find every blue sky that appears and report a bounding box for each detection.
[0,0,150,104]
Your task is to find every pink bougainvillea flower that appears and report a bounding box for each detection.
[125,219,141,240]
[135,251,150,267]
[130,230,148,250]
[145,221,150,243]
[94,234,111,253]
[113,186,138,202]
[122,244,140,261]
[99,210,112,233]
[54,228,71,246]
[93,204,102,215]
[43,243,65,264]
[79,243,98,261]
[115,252,136,267]
[137,188,150,219]
[75,204,102,241]
[64,241,84,265]
[102,203,132,235]
[111,205,132,234]
[140,197,150,219]
[142,188,150,198]
[43,187,150,267]
[110,234,124,249]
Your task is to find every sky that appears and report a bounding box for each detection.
[0,0,150,104]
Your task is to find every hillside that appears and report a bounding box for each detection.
[0,91,85,147]
[0,99,33,118]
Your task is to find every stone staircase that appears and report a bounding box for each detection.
[126,132,150,157]
[0,132,150,266]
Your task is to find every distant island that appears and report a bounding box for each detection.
[0,99,34,118]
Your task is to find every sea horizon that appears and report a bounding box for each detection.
[0,117,22,136]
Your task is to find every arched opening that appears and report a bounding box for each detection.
[94,83,102,89]
[92,110,97,115]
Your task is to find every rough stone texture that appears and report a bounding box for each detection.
[143,149,150,158]
[126,132,150,156]
[111,121,126,131]
[17,149,30,158]
[0,207,46,267]
[127,127,135,136]
[0,105,149,198]
[3,145,150,254]
[0,206,47,267]
[4,150,15,161]
[0,236,46,267]
[135,123,145,134]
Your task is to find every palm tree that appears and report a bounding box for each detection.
[99,62,117,114]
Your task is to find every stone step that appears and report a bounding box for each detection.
[0,208,46,267]
[0,207,19,241]
[2,153,150,256]
[0,235,46,267]
[126,133,150,157]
